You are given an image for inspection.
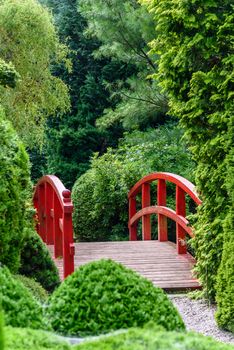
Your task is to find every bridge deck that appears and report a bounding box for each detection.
[51,240,201,291]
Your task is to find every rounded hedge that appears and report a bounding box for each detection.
[75,325,234,350]
[0,266,44,329]
[15,274,48,303]
[0,110,31,272]
[0,311,4,350]
[4,327,70,350]
[19,230,60,292]
[46,259,185,336]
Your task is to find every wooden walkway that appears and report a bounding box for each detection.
[51,240,201,291]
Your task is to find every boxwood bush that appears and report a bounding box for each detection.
[15,275,48,303]
[0,311,4,350]
[0,266,44,329]
[19,230,60,292]
[75,325,234,350]
[4,327,70,350]
[46,259,185,336]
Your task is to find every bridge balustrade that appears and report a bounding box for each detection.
[33,175,74,278]
[128,172,202,254]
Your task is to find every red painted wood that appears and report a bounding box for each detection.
[129,206,193,237]
[128,172,201,254]
[176,186,187,254]
[129,197,137,240]
[157,179,167,241]
[128,172,201,205]
[142,183,151,240]
[45,183,53,244]
[33,175,74,280]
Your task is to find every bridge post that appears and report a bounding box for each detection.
[142,183,151,240]
[157,179,168,241]
[129,197,137,240]
[53,194,63,258]
[45,183,54,244]
[176,186,187,254]
[62,190,75,278]
[38,183,46,242]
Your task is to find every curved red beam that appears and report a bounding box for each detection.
[129,205,194,238]
[128,172,201,205]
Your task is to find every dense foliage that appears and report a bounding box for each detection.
[0,266,44,329]
[46,259,185,336]
[0,59,19,88]
[72,124,194,241]
[0,0,70,146]
[15,275,48,304]
[75,325,234,350]
[0,311,4,350]
[0,110,31,272]
[4,327,70,350]
[216,122,234,332]
[38,0,134,187]
[142,0,234,315]
[19,231,60,293]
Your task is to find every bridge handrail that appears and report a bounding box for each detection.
[128,172,202,205]
[33,175,74,279]
[128,172,202,254]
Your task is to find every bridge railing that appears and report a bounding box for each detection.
[33,175,75,278]
[128,172,202,254]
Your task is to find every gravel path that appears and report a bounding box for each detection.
[169,295,234,344]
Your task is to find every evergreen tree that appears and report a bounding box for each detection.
[40,0,135,187]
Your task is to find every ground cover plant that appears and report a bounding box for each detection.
[46,259,185,336]
[0,266,44,329]
[4,327,70,350]
[0,311,4,350]
[75,324,234,350]
[19,230,60,293]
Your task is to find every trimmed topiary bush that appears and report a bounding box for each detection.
[0,109,31,272]
[19,230,60,293]
[0,311,4,350]
[46,259,185,336]
[75,324,234,350]
[0,266,44,329]
[15,275,48,304]
[4,327,70,350]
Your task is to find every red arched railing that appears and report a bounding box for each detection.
[33,175,75,279]
[128,172,202,254]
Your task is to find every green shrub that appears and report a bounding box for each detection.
[0,266,44,329]
[0,110,31,272]
[15,275,48,304]
[75,325,234,350]
[19,230,60,293]
[0,311,4,350]
[72,124,194,242]
[46,259,185,336]
[4,327,70,350]
[142,0,233,303]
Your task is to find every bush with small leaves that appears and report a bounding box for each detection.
[46,259,185,336]
[15,275,48,304]
[4,327,70,350]
[0,266,44,329]
[74,324,234,350]
[19,230,60,293]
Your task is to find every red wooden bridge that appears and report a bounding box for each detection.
[33,172,202,291]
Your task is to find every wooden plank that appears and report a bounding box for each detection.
[49,240,201,291]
